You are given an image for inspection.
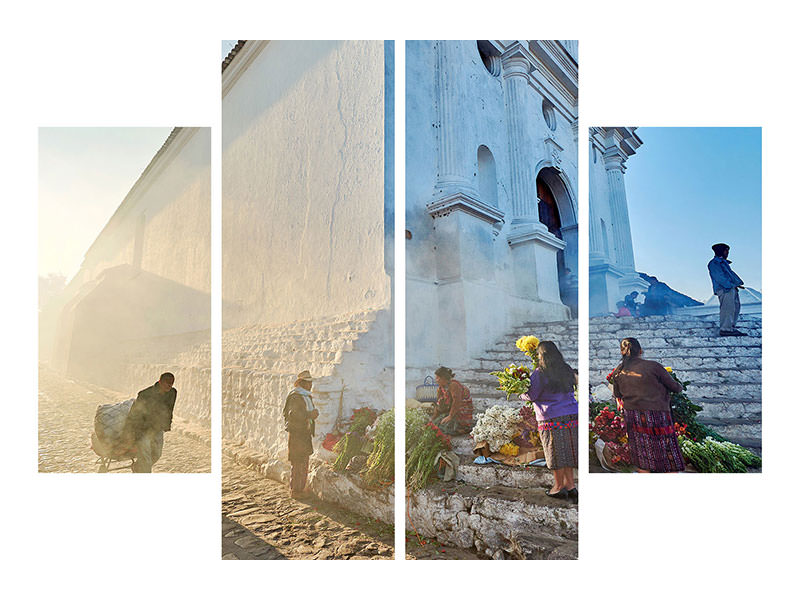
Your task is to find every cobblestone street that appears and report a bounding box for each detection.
[222,454,395,559]
[38,365,210,473]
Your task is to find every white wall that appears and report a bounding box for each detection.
[222,41,390,329]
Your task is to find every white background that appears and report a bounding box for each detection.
[1,1,796,597]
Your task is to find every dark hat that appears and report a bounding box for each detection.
[712,243,730,256]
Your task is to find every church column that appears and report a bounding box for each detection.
[603,147,636,271]
[433,40,473,197]
[500,42,565,305]
[426,40,505,366]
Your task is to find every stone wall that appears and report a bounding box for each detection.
[222,309,392,478]
[121,329,211,428]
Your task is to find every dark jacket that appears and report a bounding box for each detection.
[611,358,682,412]
[283,390,315,463]
[708,256,744,295]
[124,383,177,441]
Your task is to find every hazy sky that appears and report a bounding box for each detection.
[624,127,762,302]
[39,127,173,280]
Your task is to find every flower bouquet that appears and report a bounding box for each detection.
[490,363,531,400]
[490,335,540,400]
[589,406,630,470]
[471,404,523,453]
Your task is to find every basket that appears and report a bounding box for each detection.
[415,376,438,403]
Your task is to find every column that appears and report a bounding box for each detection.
[603,147,636,271]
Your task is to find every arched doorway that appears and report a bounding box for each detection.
[536,167,578,317]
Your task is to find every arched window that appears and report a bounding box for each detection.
[477,145,498,208]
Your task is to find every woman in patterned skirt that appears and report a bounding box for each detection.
[520,341,579,502]
[609,337,685,473]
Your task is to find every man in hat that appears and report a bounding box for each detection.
[282,370,319,498]
[708,243,746,336]
[123,372,177,472]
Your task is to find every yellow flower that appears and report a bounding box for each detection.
[499,442,519,456]
[665,367,673,373]
[516,335,540,353]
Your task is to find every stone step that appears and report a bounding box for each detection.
[407,480,578,559]
[473,396,527,413]
[588,368,762,386]
[591,346,762,361]
[695,418,761,449]
[590,315,761,325]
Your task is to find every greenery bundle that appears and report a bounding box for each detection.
[678,436,762,473]
[406,421,451,491]
[360,410,394,486]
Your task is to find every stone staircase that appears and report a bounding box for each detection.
[222,309,393,480]
[460,319,578,413]
[406,320,579,559]
[589,314,762,451]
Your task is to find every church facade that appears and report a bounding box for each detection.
[406,40,578,389]
[588,126,649,316]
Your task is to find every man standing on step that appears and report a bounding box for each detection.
[123,372,177,472]
[708,243,746,337]
[283,370,318,498]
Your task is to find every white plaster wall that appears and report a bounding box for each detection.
[222,41,390,328]
[83,128,211,294]
[405,41,577,373]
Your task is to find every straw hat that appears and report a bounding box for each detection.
[296,370,313,382]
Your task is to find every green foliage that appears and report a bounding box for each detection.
[332,432,363,472]
[361,410,394,486]
[406,407,430,449]
[679,436,762,473]
[669,374,726,442]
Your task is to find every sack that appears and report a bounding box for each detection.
[94,399,134,445]
[415,376,438,403]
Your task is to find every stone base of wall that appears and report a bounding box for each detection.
[407,481,577,560]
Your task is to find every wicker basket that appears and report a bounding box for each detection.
[415,375,438,403]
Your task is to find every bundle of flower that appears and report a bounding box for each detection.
[406,407,430,448]
[348,407,378,436]
[666,371,725,442]
[406,421,452,491]
[471,405,523,453]
[590,406,626,443]
[361,410,394,486]
[330,407,379,472]
[490,363,532,400]
[678,436,762,473]
[589,405,630,467]
[331,432,364,472]
[515,335,540,365]
[322,432,343,452]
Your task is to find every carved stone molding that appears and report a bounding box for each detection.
[544,137,564,169]
[426,191,505,226]
[507,223,566,250]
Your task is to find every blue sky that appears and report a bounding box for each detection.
[221,40,238,59]
[624,127,762,302]
[39,127,172,279]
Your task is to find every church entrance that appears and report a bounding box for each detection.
[537,168,577,317]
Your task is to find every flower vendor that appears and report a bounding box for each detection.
[519,341,578,502]
[608,337,685,473]
[432,366,474,435]
[282,370,319,498]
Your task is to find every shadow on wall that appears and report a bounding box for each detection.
[51,264,210,390]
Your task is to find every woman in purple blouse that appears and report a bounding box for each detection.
[519,341,579,502]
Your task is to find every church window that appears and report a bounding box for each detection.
[542,99,557,132]
[477,41,501,77]
[477,145,499,208]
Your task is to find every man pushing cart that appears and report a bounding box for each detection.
[91,372,177,473]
